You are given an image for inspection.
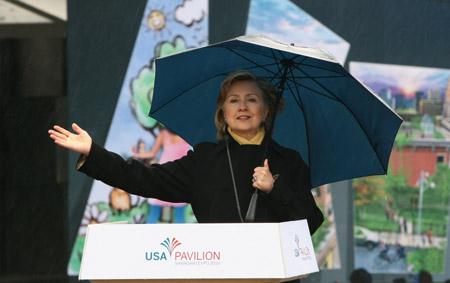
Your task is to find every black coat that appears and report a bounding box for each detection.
[79,137,324,234]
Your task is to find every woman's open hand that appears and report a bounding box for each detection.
[48,123,92,155]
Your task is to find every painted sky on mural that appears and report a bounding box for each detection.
[350,62,450,99]
[246,0,350,64]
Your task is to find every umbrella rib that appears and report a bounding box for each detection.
[288,81,338,102]
[286,68,304,111]
[224,47,278,76]
[151,62,283,114]
[295,60,347,76]
[276,50,303,64]
[293,65,348,100]
[242,62,282,71]
[221,44,284,61]
[276,49,287,60]
[271,49,282,70]
[292,64,386,171]
[236,46,303,66]
[285,81,304,111]
[281,59,338,101]
[233,62,288,81]
[226,45,335,75]
[282,65,338,102]
[286,69,311,168]
[269,49,284,83]
[233,47,303,74]
[279,56,306,87]
[267,65,285,84]
[222,44,344,76]
[289,75,346,79]
[151,73,227,114]
[224,47,306,84]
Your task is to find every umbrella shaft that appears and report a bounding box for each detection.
[246,66,290,223]
[263,65,289,159]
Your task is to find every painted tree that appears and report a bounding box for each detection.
[130,36,188,136]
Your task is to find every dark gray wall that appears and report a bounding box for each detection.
[296,0,450,69]
[67,0,147,249]
[0,38,68,282]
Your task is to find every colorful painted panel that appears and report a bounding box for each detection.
[246,0,350,64]
[68,0,208,275]
[312,185,341,269]
[351,62,450,274]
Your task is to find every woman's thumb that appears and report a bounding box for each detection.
[264,158,269,169]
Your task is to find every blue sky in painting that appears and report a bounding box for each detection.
[246,0,349,64]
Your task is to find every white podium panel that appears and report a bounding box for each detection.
[79,220,318,282]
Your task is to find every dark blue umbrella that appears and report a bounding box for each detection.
[151,35,402,188]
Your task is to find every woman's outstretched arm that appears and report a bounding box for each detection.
[48,122,195,203]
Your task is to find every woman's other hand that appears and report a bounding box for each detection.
[252,159,274,193]
[132,151,155,160]
[48,123,92,155]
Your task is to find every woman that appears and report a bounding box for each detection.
[48,71,323,232]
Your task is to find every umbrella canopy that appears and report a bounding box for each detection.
[151,35,402,188]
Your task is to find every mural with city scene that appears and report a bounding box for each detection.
[350,62,450,274]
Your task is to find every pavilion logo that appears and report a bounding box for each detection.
[294,234,311,258]
[161,237,182,257]
[145,237,181,261]
[145,236,222,264]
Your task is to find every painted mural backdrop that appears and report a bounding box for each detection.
[246,0,351,268]
[312,185,341,269]
[351,62,450,274]
[67,0,208,275]
[246,0,350,65]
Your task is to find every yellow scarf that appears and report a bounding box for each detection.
[227,127,265,145]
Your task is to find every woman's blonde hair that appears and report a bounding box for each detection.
[214,71,283,140]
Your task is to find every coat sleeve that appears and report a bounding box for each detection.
[263,151,324,235]
[77,142,197,203]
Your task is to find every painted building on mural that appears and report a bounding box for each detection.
[390,142,450,187]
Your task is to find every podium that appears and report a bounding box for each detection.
[79,220,319,282]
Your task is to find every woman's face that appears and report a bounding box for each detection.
[223,80,268,140]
